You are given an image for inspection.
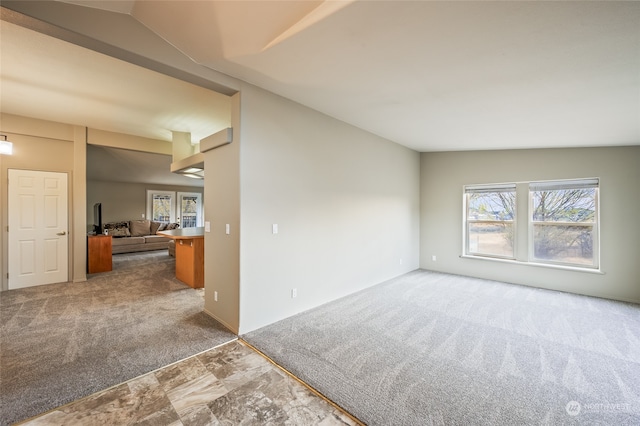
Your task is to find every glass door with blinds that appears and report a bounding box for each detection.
[177,192,203,228]
[147,190,176,223]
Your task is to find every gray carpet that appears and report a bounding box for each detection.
[0,251,236,426]
[243,269,640,425]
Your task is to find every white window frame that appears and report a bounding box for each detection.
[463,183,517,260]
[528,178,599,269]
[146,190,176,223]
[177,192,203,228]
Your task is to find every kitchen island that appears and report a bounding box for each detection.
[157,227,204,288]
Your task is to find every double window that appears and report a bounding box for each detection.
[464,178,599,269]
[146,190,203,228]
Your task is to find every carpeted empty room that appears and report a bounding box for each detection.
[3,252,640,424]
[243,270,640,425]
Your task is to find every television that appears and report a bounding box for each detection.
[93,203,102,235]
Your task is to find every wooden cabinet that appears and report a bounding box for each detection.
[88,235,112,273]
[157,228,205,289]
[175,238,204,288]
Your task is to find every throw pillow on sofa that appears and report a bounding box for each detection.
[103,221,130,237]
[129,219,151,237]
[154,222,179,233]
[150,221,162,235]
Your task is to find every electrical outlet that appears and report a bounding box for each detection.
[291,288,297,298]
[399,258,403,265]
[214,291,218,302]
[432,255,437,262]
[225,224,230,235]
[272,224,278,234]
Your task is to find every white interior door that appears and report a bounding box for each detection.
[8,169,69,289]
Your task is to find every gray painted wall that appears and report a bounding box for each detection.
[87,180,203,227]
[0,113,86,290]
[420,146,640,303]
[203,93,241,333]
[236,85,421,333]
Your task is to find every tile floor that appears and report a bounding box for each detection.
[19,340,359,426]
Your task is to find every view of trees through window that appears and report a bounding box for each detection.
[151,194,172,222]
[147,191,202,228]
[531,186,597,266]
[466,187,516,258]
[464,179,599,269]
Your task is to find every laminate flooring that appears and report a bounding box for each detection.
[18,340,359,426]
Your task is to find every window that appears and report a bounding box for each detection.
[146,190,176,223]
[146,190,203,227]
[464,184,516,259]
[530,179,599,268]
[177,192,203,228]
[462,178,600,271]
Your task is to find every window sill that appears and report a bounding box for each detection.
[460,255,605,274]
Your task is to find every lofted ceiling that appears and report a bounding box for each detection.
[1,0,639,154]
[0,19,231,145]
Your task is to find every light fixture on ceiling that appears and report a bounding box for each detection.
[0,135,13,155]
[177,167,204,179]
[182,173,204,179]
[182,167,203,174]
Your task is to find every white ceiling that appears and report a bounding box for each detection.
[0,20,231,145]
[1,0,639,153]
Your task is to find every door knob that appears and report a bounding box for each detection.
[57,231,67,236]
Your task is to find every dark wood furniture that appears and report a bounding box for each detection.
[87,234,112,273]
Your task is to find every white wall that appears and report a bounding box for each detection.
[237,85,420,333]
[420,146,640,303]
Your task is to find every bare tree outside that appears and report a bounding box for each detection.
[466,180,598,267]
[531,187,596,265]
[467,190,516,257]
